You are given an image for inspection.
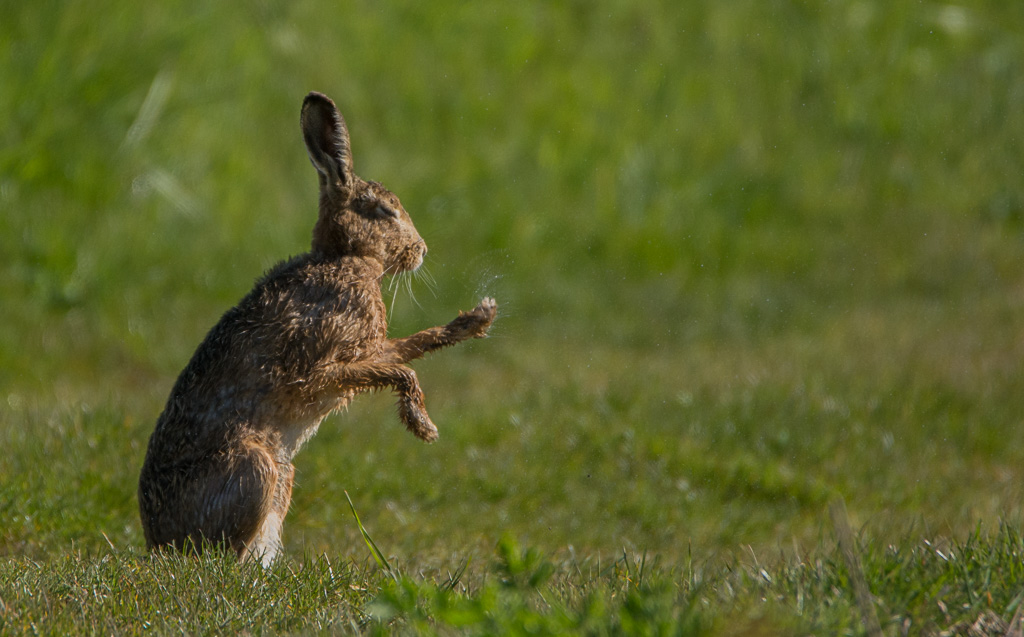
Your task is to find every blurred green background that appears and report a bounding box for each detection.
[1,1,1023,565]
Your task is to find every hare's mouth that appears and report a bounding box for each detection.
[407,241,427,272]
[388,243,425,274]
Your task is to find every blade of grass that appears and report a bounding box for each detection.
[344,490,396,581]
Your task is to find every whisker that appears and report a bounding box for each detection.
[405,273,422,310]
[380,262,398,320]
[387,262,400,281]
[389,272,400,318]
[417,263,438,299]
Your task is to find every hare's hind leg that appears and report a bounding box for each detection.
[177,438,279,559]
[140,437,278,557]
[243,462,294,566]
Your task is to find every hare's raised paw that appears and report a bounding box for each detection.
[475,297,498,320]
[470,297,498,337]
[448,297,498,340]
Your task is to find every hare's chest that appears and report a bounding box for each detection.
[316,297,386,360]
[276,386,358,459]
[282,276,384,357]
[279,417,323,460]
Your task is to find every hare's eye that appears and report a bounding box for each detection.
[374,203,398,219]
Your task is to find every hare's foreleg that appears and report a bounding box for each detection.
[384,297,497,363]
[325,361,438,441]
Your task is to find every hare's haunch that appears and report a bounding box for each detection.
[138,92,497,565]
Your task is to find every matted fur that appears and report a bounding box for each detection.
[138,92,497,565]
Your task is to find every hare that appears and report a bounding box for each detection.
[138,92,497,565]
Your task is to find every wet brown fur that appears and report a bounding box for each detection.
[138,92,497,565]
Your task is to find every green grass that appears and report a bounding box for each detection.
[3,0,1024,633]
[4,527,1024,634]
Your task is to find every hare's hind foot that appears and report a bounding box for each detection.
[241,461,295,566]
[243,510,285,566]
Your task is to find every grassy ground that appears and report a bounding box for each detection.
[2,1,1024,633]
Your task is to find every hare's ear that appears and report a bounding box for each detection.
[301,92,353,190]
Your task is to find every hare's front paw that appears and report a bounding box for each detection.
[399,397,439,443]
[448,297,498,341]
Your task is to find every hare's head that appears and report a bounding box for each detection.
[301,92,426,273]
